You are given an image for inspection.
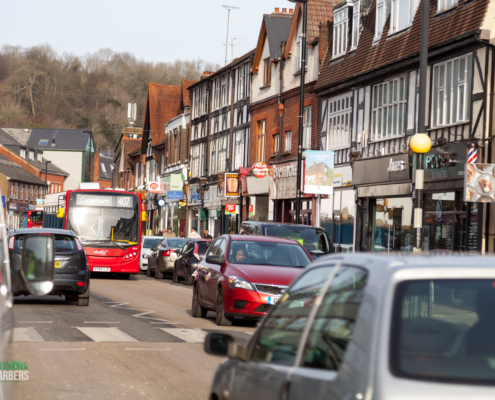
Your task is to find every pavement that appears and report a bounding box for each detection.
[12,273,258,400]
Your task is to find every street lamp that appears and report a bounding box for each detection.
[44,160,52,195]
[289,0,309,225]
[83,130,94,182]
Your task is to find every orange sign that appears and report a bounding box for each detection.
[148,181,160,193]
[225,204,238,215]
[252,162,269,178]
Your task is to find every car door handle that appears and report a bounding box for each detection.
[279,380,290,400]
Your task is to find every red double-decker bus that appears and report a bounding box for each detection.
[27,210,43,228]
[43,188,142,279]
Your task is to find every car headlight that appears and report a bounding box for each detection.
[143,254,149,259]
[228,276,254,291]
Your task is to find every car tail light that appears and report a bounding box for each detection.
[74,238,83,251]
[8,237,14,250]
[163,250,174,257]
[77,282,86,287]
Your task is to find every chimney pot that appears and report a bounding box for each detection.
[289,8,294,13]
[275,7,280,12]
[282,8,287,13]
[204,71,209,76]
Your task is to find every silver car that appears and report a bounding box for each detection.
[205,254,495,400]
[140,236,164,272]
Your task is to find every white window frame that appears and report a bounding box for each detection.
[375,0,385,39]
[29,151,34,160]
[327,93,353,150]
[194,89,200,117]
[218,136,228,173]
[257,120,266,162]
[237,67,245,101]
[210,140,217,176]
[390,0,419,34]
[214,78,221,110]
[437,0,458,13]
[351,2,360,50]
[432,54,472,128]
[333,7,348,58]
[37,153,42,162]
[200,85,208,115]
[303,106,312,149]
[233,130,245,170]
[222,75,229,107]
[273,134,280,154]
[285,131,292,152]
[20,149,26,159]
[371,76,408,141]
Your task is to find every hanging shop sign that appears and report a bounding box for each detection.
[465,163,495,202]
[269,161,298,200]
[423,143,466,182]
[148,181,160,193]
[225,204,239,215]
[167,191,183,200]
[304,151,335,195]
[333,166,352,187]
[158,199,166,207]
[252,162,269,178]
[225,173,240,198]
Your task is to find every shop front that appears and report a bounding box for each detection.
[270,161,314,225]
[161,173,186,237]
[319,166,356,252]
[204,185,222,238]
[7,202,35,229]
[354,143,478,253]
[245,175,270,222]
[187,184,202,236]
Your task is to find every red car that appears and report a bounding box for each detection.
[192,235,313,326]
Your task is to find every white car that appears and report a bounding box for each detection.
[140,236,164,272]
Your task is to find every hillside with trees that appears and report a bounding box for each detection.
[0,44,219,150]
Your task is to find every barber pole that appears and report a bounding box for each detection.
[468,148,477,164]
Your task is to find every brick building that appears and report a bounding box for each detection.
[113,127,142,190]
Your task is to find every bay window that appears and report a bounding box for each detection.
[432,54,472,128]
[327,93,352,150]
[371,76,407,141]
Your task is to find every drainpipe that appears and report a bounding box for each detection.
[474,36,495,252]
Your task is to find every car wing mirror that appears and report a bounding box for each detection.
[20,234,55,296]
[205,255,221,265]
[204,333,247,360]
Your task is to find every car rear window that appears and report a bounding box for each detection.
[166,239,189,249]
[391,279,495,384]
[197,243,210,256]
[143,238,162,249]
[15,235,76,252]
[228,240,312,268]
[264,226,330,254]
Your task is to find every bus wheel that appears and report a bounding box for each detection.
[119,273,131,280]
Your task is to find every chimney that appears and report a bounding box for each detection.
[289,8,294,14]
[210,72,214,75]
[203,71,209,76]
[275,7,280,12]
[282,8,287,13]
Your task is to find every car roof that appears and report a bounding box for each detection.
[142,236,163,239]
[187,238,213,242]
[310,253,495,272]
[226,234,303,245]
[9,228,77,236]
[242,221,327,229]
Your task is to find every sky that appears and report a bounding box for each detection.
[1,0,298,65]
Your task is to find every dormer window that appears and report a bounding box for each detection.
[37,153,42,162]
[29,151,34,160]
[296,41,309,71]
[20,149,26,159]
[390,0,419,33]
[375,0,387,40]
[438,0,458,13]
[333,7,348,58]
[351,2,360,50]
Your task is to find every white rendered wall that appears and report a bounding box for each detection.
[42,151,83,191]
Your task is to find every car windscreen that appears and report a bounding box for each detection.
[391,279,495,384]
[227,240,312,268]
[143,238,163,249]
[15,235,76,252]
[264,226,330,254]
[165,239,189,249]
[197,243,210,256]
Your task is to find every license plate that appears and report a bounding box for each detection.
[55,261,61,268]
[93,267,110,272]
[267,296,280,305]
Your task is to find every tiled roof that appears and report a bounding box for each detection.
[315,0,489,92]
[265,14,294,59]
[0,154,47,185]
[182,79,198,107]
[142,83,182,146]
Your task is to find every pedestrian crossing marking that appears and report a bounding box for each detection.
[76,327,138,342]
[14,327,45,342]
[160,328,207,343]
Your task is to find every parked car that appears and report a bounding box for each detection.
[140,236,164,273]
[147,237,189,279]
[239,221,333,259]
[192,235,312,326]
[172,238,212,285]
[204,254,495,400]
[8,228,90,306]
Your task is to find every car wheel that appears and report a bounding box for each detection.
[119,273,131,280]
[184,268,193,286]
[215,287,233,326]
[192,284,207,318]
[155,266,164,279]
[173,266,179,283]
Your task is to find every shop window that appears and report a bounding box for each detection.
[371,76,407,141]
[423,192,455,251]
[432,54,472,128]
